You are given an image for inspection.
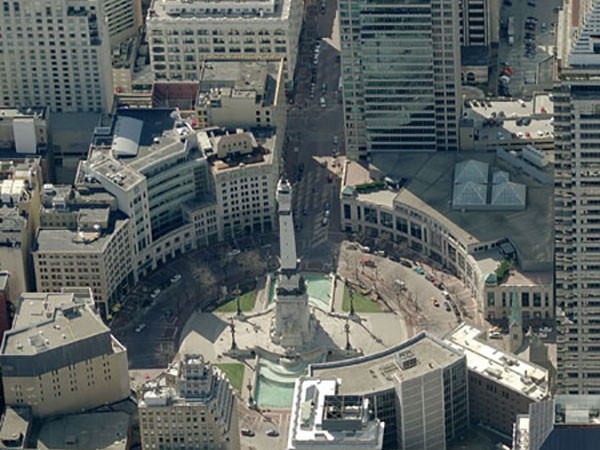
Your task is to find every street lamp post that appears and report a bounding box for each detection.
[229,318,237,350]
[345,319,351,351]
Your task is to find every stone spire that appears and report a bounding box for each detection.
[271,179,316,349]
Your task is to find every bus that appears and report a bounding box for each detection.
[507,16,515,45]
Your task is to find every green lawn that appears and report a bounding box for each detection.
[342,286,384,313]
[215,363,245,393]
[215,290,257,312]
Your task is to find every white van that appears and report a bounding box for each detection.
[320,97,327,108]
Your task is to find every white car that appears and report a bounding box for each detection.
[228,249,241,256]
[170,274,182,284]
[150,288,161,299]
[135,324,146,333]
[320,97,327,108]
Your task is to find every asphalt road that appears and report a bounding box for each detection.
[285,0,345,267]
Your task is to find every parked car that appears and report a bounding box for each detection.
[400,260,412,268]
[320,97,327,108]
[135,324,147,333]
[361,259,376,268]
[266,429,280,437]
[150,288,161,299]
[444,301,452,312]
[170,274,182,284]
[413,266,425,275]
[431,298,440,307]
[425,274,435,282]
[241,429,255,437]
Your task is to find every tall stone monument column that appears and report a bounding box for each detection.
[271,179,315,349]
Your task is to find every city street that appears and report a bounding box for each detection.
[285,0,345,265]
[499,0,562,97]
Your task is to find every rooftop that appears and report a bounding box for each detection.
[0,407,31,449]
[0,106,47,120]
[35,412,130,450]
[346,151,553,269]
[35,217,129,253]
[198,59,281,107]
[461,46,489,66]
[288,377,384,449]
[148,0,293,22]
[310,332,464,395]
[2,289,112,357]
[444,323,549,402]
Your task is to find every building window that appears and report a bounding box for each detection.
[522,292,530,308]
[487,291,495,307]
[533,292,541,307]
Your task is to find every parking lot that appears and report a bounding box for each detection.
[498,0,563,97]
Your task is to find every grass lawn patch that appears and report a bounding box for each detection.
[342,286,384,313]
[215,290,256,312]
[215,363,245,393]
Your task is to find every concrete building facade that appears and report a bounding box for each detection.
[195,59,286,131]
[339,156,554,328]
[0,108,49,154]
[445,323,550,435]
[310,332,469,450]
[339,0,462,159]
[0,0,114,112]
[288,377,384,450]
[145,0,303,85]
[139,354,238,450]
[554,0,600,394]
[32,109,280,312]
[0,159,42,305]
[0,288,130,417]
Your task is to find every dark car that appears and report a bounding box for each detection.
[267,429,280,437]
[400,260,412,268]
[241,429,255,437]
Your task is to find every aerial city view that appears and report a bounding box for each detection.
[1,0,600,449]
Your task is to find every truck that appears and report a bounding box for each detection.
[507,17,515,45]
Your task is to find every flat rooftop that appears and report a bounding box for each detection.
[351,152,553,268]
[310,332,463,395]
[148,0,292,21]
[0,407,31,447]
[445,323,549,402]
[3,292,109,356]
[35,218,129,253]
[288,377,384,449]
[35,412,130,450]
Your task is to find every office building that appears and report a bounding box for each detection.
[104,0,142,47]
[33,185,135,318]
[459,0,499,47]
[288,377,384,450]
[311,332,469,450]
[445,323,550,435]
[0,407,31,450]
[145,0,303,85]
[513,396,600,450]
[0,159,43,305]
[0,274,9,339]
[0,0,114,112]
[0,107,49,154]
[0,288,130,417]
[554,0,600,394]
[34,109,279,309]
[339,0,462,159]
[138,354,238,450]
[340,154,554,328]
[195,59,286,131]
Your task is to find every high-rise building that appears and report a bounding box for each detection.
[339,0,462,160]
[104,0,143,47]
[0,0,114,112]
[138,354,238,450]
[145,0,303,85]
[458,0,499,47]
[311,332,469,450]
[0,288,130,417]
[554,0,600,394]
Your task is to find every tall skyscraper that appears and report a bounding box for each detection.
[554,0,600,394]
[339,0,462,160]
[0,0,114,112]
